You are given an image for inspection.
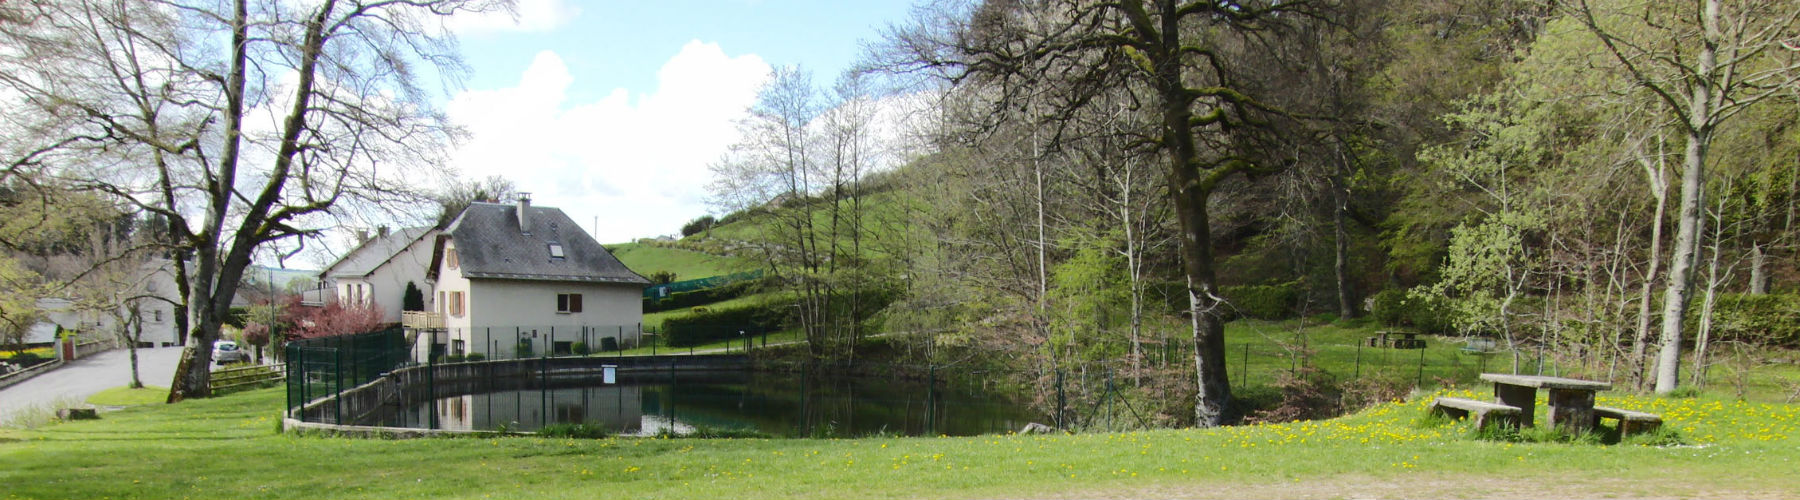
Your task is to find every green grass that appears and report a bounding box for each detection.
[85,386,170,406]
[1,386,1796,498]
[610,242,754,282]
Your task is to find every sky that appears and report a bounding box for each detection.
[435,0,920,245]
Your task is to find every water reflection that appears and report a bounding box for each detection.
[375,370,1039,437]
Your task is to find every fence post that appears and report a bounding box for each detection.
[1240,344,1249,390]
[428,347,437,430]
[334,347,343,425]
[1055,370,1065,428]
[1354,342,1362,379]
[1416,346,1426,387]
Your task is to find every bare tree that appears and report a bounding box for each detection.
[877,0,1323,426]
[0,0,501,399]
[1571,0,1800,394]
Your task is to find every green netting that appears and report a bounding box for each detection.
[642,270,763,298]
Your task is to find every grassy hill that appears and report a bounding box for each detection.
[609,242,755,282]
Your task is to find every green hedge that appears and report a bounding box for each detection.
[644,280,760,313]
[1691,293,1800,347]
[1369,288,1453,334]
[1220,283,1298,320]
[662,302,789,347]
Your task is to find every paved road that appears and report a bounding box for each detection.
[0,346,186,422]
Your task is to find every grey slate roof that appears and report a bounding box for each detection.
[320,227,434,279]
[437,202,648,285]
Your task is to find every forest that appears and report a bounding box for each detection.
[690,0,1800,427]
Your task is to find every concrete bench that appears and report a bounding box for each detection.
[1593,406,1662,435]
[1431,397,1522,431]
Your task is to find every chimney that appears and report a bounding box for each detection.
[516,193,532,233]
[355,229,370,244]
[377,226,389,238]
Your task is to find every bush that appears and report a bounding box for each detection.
[571,341,590,355]
[680,215,716,237]
[1691,293,1800,347]
[1220,283,1298,320]
[443,354,465,363]
[643,280,760,313]
[515,341,534,358]
[600,337,619,352]
[464,353,486,362]
[9,351,45,367]
[662,302,789,347]
[1369,288,1454,334]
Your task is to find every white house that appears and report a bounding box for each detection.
[30,258,184,349]
[425,195,649,358]
[317,226,438,323]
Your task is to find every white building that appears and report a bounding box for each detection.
[425,195,649,358]
[316,226,438,323]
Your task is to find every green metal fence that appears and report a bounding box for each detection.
[642,270,763,298]
[284,327,411,420]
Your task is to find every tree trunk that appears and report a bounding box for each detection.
[1655,127,1710,395]
[1748,242,1768,295]
[1653,0,1721,395]
[1334,188,1354,319]
[1632,140,1668,391]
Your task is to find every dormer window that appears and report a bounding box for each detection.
[548,243,564,259]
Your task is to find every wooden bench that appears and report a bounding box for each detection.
[1593,406,1663,435]
[1431,397,1522,430]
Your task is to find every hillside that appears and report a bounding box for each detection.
[609,242,755,282]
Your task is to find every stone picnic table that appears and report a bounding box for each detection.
[1478,373,1611,432]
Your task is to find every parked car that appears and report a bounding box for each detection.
[213,340,248,365]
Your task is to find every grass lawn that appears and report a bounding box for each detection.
[609,243,754,282]
[2,385,1796,499]
[85,386,170,406]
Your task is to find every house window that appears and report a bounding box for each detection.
[152,310,163,322]
[437,291,445,313]
[548,243,564,259]
[446,248,459,269]
[452,339,464,356]
[448,291,465,317]
[556,293,582,313]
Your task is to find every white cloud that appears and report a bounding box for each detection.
[445,0,580,35]
[446,41,770,242]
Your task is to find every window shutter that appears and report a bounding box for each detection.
[570,294,582,313]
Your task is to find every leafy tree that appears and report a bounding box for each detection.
[680,215,716,237]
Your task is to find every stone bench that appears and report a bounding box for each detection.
[1431,397,1522,431]
[1593,406,1662,435]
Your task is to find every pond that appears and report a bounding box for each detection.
[363,370,1042,437]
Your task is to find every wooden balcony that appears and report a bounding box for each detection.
[401,311,444,330]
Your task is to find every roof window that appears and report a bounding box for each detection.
[548,243,564,259]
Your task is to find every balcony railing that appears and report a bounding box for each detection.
[401,311,444,330]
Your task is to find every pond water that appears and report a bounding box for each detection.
[366,370,1041,437]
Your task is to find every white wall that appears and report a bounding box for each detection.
[468,279,644,338]
[360,231,437,323]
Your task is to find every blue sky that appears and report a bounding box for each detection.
[429,0,920,246]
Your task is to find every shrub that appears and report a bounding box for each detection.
[443,354,465,363]
[599,337,619,352]
[9,351,45,367]
[1691,293,1800,347]
[1220,283,1298,320]
[464,353,486,362]
[515,341,534,358]
[644,280,760,313]
[662,302,788,347]
[571,341,590,355]
[1369,289,1454,334]
[1370,289,1408,326]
